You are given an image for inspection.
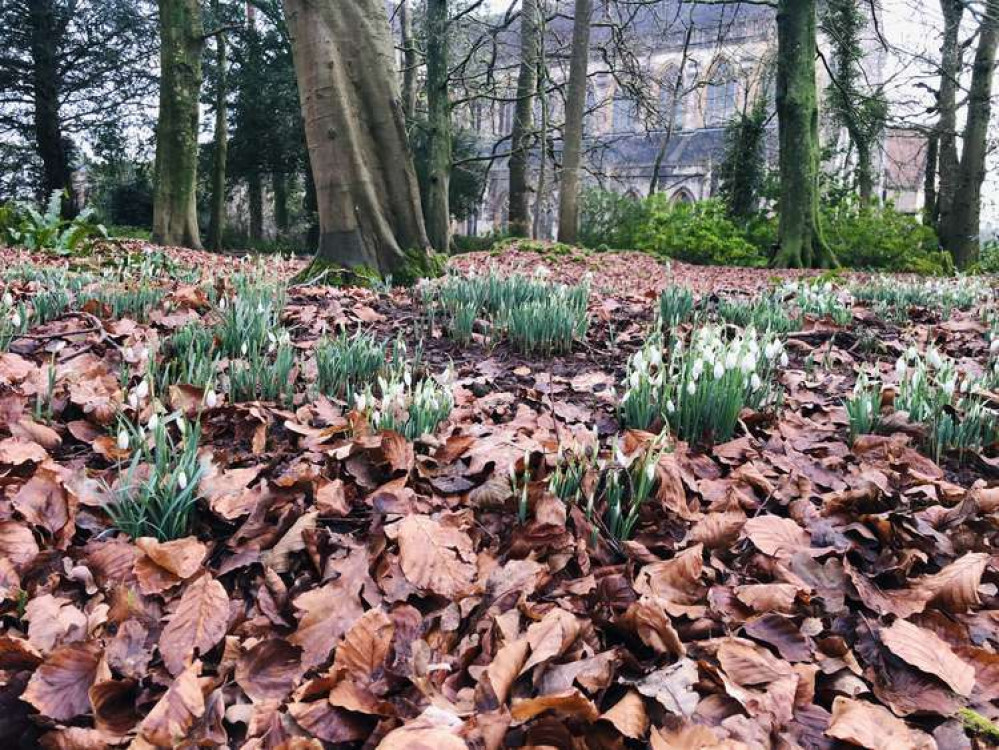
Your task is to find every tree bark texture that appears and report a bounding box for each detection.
[400,0,417,122]
[283,0,430,274]
[207,0,228,252]
[508,0,540,238]
[425,0,452,251]
[557,0,593,244]
[153,0,204,249]
[773,0,834,268]
[934,0,965,232]
[941,0,999,267]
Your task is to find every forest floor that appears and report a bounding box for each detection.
[0,239,998,749]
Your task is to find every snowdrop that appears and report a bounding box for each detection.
[117,428,130,451]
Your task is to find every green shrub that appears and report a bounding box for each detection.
[578,188,651,250]
[635,198,767,267]
[823,203,950,274]
[1,191,107,254]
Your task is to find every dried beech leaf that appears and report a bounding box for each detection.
[158,574,229,676]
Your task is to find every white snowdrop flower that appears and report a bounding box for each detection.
[177,470,189,490]
[124,346,135,360]
[960,378,970,394]
[741,353,757,374]
[665,399,675,414]
[135,379,150,400]
[990,338,999,354]
[11,311,21,328]
[633,350,646,373]
[147,413,159,431]
[117,428,130,451]
[128,392,139,409]
[713,360,725,380]
[205,389,218,408]
[780,352,789,367]
[652,372,664,388]
[2,292,13,307]
[725,350,738,371]
[686,380,696,396]
[621,390,630,404]
[404,369,412,387]
[354,392,367,412]
[751,373,762,390]
[267,331,277,344]
[895,357,906,377]
[177,417,187,435]
[691,358,703,381]
[240,341,248,356]
[644,462,656,482]
[942,379,956,398]
[649,347,662,368]
[629,371,641,390]
[928,348,943,369]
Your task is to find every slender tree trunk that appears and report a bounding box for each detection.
[934,0,965,232]
[400,0,417,122]
[773,0,834,268]
[557,0,592,244]
[207,0,228,252]
[923,131,938,226]
[273,172,289,232]
[28,0,72,212]
[856,143,873,205]
[283,0,430,274]
[425,0,452,252]
[942,0,999,267]
[153,0,204,249]
[303,163,319,249]
[508,0,540,237]
[248,171,263,241]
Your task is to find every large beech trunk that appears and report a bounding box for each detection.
[283,0,430,274]
[933,0,965,231]
[425,0,452,252]
[153,0,204,249]
[941,0,999,268]
[772,0,835,268]
[557,0,592,244]
[508,0,540,238]
[207,0,227,252]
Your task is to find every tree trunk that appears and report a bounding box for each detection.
[508,0,540,238]
[28,0,72,212]
[922,131,938,226]
[425,0,452,252]
[273,172,289,232]
[400,0,417,122]
[934,0,965,232]
[941,0,999,268]
[303,163,319,249]
[283,0,430,275]
[557,0,592,244]
[207,0,227,252]
[153,0,204,249]
[773,0,834,268]
[856,145,873,205]
[649,25,692,197]
[248,171,263,241]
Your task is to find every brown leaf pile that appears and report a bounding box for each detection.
[0,243,997,749]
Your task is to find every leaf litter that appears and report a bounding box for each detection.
[0,240,997,748]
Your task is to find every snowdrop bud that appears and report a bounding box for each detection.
[629,371,641,390]
[649,347,662,368]
[147,413,159,431]
[780,352,789,367]
[713,360,725,380]
[136,379,150,400]
[177,470,189,490]
[205,389,218,408]
[2,292,13,307]
[691,359,703,381]
[665,399,675,414]
[928,348,942,369]
[11,311,21,328]
[741,353,757,374]
[686,381,696,396]
[961,378,970,393]
[644,462,656,482]
[240,341,248,356]
[942,379,956,398]
[128,392,139,409]
[354,392,367,412]
[177,417,187,435]
[404,369,412,387]
[895,357,906,377]
[633,350,646,373]
[725,350,738,371]
[751,373,762,390]
[117,428,130,451]
[219,297,227,311]
[991,338,999,354]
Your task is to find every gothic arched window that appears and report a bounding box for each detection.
[659,68,685,131]
[705,61,738,126]
[612,93,639,133]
